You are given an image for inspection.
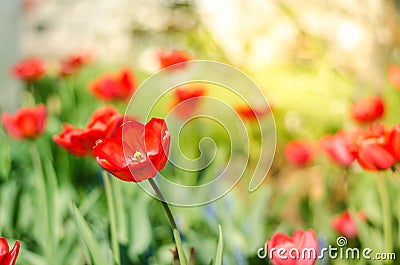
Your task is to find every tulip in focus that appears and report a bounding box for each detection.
[157,49,192,69]
[89,68,136,101]
[285,140,315,166]
[350,96,384,123]
[11,58,47,82]
[331,210,366,239]
[53,106,123,156]
[93,118,170,182]
[0,238,20,265]
[266,229,318,265]
[1,104,47,140]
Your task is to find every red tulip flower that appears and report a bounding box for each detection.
[354,126,400,171]
[170,84,206,118]
[285,140,315,166]
[321,130,358,167]
[350,96,384,123]
[11,58,47,82]
[266,229,318,265]
[388,64,400,89]
[53,106,123,156]
[89,69,137,101]
[59,52,91,77]
[387,124,400,160]
[93,118,170,182]
[331,210,366,239]
[236,105,271,121]
[1,104,47,140]
[0,238,20,265]
[157,49,192,70]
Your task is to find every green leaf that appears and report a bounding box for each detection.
[214,226,223,265]
[173,229,188,265]
[0,130,11,180]
[79,189,101,216]
[72,204,109,265]
[112,178,128,244]
[102,171,120,265]
[128,195,152,256]
[18,248,47,265]
[43,158,59,252]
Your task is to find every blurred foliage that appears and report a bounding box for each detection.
[1,1,400,265]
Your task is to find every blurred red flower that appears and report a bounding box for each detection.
[170,84,206,118]
[11,58,47,82]
[93,118,170,182]
[388,64,400,89]
[1,104,47,140]
[266,229,318,265]
[321,130,358,167]
[285,140,315,166]
[350,96,384,123]
[354,125,400,171]
[59,52,91,77]
[157,49,192,69]
[0,237,20,265]
[331,210,366,239]
[53,106,123,156]
[89,68,136,101]
[236,105,271,121]
[22,0,38,12]
[387,124,400,160]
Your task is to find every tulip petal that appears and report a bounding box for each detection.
[120,120,146,154]
[145,118,170,170]
[1,113,24,139]
[8,241,20,265]
[87,106,119,127]
[357,143,396,170]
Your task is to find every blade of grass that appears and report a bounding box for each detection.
[30,144,53,263]
[43,158,59,257]
[112,178,128,244]
[102,171,121,265]
[377,174,393,259]
[79,189,101,216]
[214,225,223,265]
[173,229,187,265]
[72,204,109,265]
[0,130,11,180]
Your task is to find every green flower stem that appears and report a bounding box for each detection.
[102,170,120,265]
[25,81,33,93]
[148,178,177,230]
[148,178,187,264]
[377,174,393,257]
[25,81,35,106]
